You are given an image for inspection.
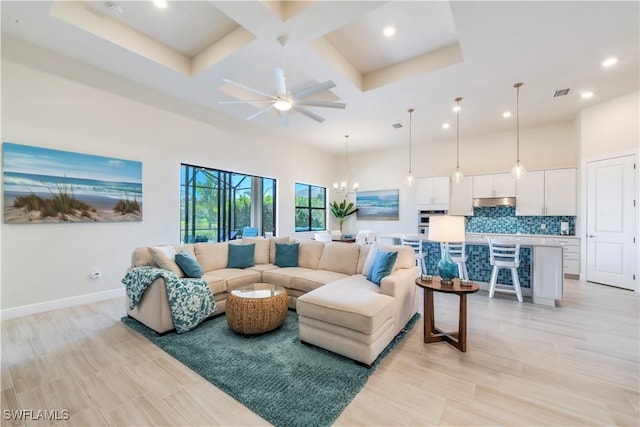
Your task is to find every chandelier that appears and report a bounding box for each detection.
[333,135,359,192]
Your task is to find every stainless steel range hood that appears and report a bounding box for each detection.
[472,197,516,207]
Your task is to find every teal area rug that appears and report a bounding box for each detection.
[121,311,420,427]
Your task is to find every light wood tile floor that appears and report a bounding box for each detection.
[1,279,638,426]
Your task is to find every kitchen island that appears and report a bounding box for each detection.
[379,233,564,307]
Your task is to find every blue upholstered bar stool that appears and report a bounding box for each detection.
[488,238,523,302]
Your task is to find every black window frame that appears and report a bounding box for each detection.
[295,182,326,232]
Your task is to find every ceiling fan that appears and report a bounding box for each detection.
[218,35,346,125]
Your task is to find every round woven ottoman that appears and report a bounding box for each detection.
[226,283,288,335]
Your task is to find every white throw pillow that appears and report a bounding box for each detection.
[361,244,379,276]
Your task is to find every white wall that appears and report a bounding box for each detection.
[342,121,578,235]
[1,58,336,310]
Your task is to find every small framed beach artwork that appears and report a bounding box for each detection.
[355,189,399,221]
[3,142,142,223]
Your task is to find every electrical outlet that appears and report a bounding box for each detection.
[90,268,103,279]
[540,223,546,230]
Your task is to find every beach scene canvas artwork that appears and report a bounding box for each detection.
[356,189,399,220]
[3,142,142,223]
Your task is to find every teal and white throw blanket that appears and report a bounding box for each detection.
[122,267,216,333]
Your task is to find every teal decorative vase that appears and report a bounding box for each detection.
[437,244,458,284]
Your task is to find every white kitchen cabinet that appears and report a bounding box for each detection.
[545,236,580,277]
[516,168,576,216]
[545,169,576,215]
[533,246,563,306]
[417,177,450,210]
[473,173,515,198]
[449,176,474,216]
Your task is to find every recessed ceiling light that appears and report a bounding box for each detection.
[442,123,451,129]
[383,26,396,37]
[581,91,594,99]
[602,57,618,67]
[153,0,168,9]
[502,111,512,118]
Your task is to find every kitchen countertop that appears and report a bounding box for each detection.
[379,232,579,247]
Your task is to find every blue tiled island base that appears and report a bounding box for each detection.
[423,242,531,288]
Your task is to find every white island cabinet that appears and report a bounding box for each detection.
[533,246,563,306]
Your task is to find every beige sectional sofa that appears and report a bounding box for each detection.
[127,237,420,365]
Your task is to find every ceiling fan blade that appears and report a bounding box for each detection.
[246,104,274,120]
[222,78,275,100]
[218,100,276,104]
[292,106,325,123]
[292,80,336,100]
[274,68,287,97]
[280,110,289,126]
[296,100,347,109]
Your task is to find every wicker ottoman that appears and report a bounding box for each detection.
[226,283,288,334]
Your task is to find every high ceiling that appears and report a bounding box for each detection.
[2,1,638,154]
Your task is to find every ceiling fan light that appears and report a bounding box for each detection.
[274,100,292,111]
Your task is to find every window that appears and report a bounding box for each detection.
[295,183,326,232]
[180,164,276,243]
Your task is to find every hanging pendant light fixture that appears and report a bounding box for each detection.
[333,135,359,193]
[510,82,526,180]
[405,108,415,186]
[451,97,464,184]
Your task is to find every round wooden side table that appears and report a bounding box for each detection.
[415,277,479,352]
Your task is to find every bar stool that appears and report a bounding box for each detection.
[442,242,468,280]
[488,238,523,302]
[401,234,427,276]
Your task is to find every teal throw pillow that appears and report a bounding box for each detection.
[227,243,256,269]
[275,242,299,267]
[174,251,204,278]
[366,250,398,285]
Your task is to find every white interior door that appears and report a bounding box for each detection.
[586,155,636,290]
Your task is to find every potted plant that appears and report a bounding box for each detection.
[330,199,357,233]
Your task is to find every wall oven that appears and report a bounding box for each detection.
[418,209,447,235]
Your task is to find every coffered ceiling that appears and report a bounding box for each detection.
[1,1,638,154]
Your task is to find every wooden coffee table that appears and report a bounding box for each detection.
[415,277,479,352]
[226,283,288,335]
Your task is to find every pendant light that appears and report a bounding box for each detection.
[510,82,526,180]
[451,97,464,184]
[333,135,359,193]
[405,108,415,186]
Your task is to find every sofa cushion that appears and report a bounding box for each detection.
[262,267,316,288]
[194,242,228,271]
[248,264,280,273]
[275,242,299,267]
[297,240,325,269]
[201,272,227,295]
[269,237,291,263]
[227,243,256,269]
[296,276,395,335]
[211,268,261,291]
[366,250,398,285]
[318,242,360,275]
[175,251,204,278]
[381,244,415,271]
[131,247,157,268]
[148,246,184,277]
[291,270,350,293]
[242,237,270,264]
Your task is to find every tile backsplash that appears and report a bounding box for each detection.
[466,206,576,235]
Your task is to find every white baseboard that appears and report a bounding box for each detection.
[1,288,125,320]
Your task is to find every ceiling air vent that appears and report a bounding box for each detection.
[553,88,570,97]
[392,123,403,129]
